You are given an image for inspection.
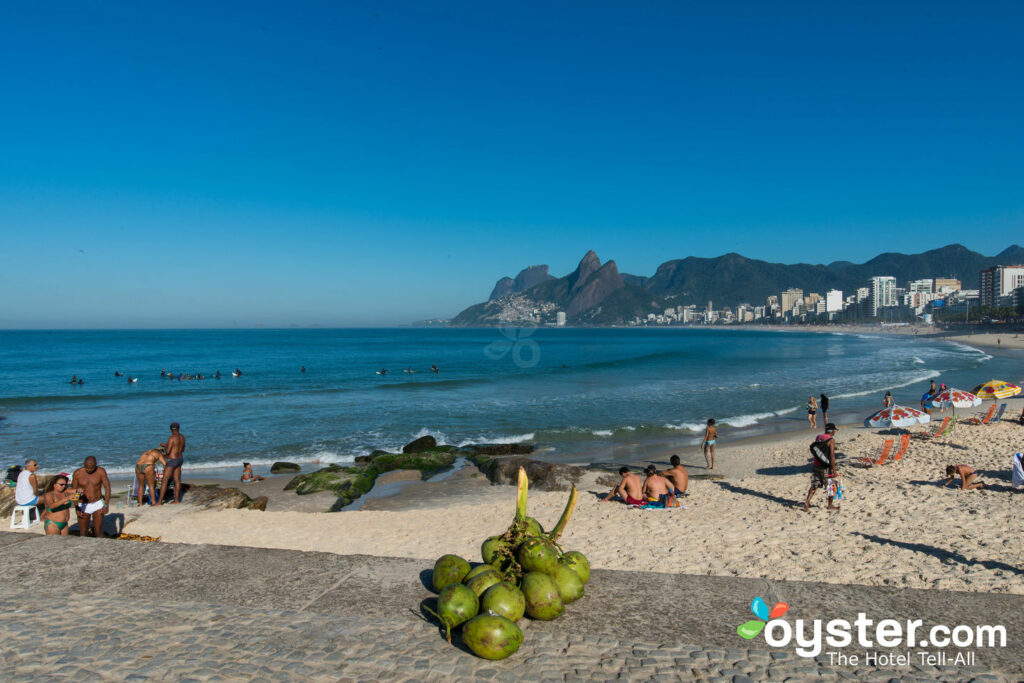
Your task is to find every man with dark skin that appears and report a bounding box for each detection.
[662,454,689,496]
[804,423,839,512]
[71,456,111,537]
[157,422,186,505]
[135,447,167,506]
[603,466,643,505]
[642,465,673,501]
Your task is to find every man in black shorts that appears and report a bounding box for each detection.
[157,422,185,505]
[804,423,838,512]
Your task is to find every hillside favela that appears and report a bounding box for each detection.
[3,3,1024,683]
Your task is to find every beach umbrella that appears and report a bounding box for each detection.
[971,380,1021,400]
[864,404,931,429]
[930,387,982,413]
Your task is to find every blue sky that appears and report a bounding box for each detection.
[2,1,1023,327]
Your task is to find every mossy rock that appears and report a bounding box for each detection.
[270,461,300,474]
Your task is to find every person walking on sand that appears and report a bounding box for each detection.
[602,467,643,505]
[662,455,688,496]
[943,464,985,491]
[819,394,830,424]
[804,423,839,513]
[807,396,818,429]
[702,419,718,469]
[135,448,166,506]
[71,457,111,537]
[157,422,185,505]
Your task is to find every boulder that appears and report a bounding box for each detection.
[284,466,357,496]
[246,496,269,511]
[469,456,584,492]
[270,461,300,474]
[0,485,15,519]
[354,450,392,464]
[185,485,251,510]
[402,435,438,453]
[464,443,534,456]
[595,473,619,488]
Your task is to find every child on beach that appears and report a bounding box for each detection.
[702,419,717,469]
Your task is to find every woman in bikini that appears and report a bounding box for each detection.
[135,448,166,506]
[807,396,817,429]
[41,475,79,536]
[944,464,985,491]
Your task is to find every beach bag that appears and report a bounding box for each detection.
[4,465,21,486]
[826,474,843,500]
[809,439,831,467]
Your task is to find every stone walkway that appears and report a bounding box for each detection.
[0,532,1018,681]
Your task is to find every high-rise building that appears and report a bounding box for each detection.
[933,278,961,293]
[908,279,934,293]
[825,289,843,313]
[980,265,1024,306]
[556,311,566,326]
[869,276,897,317]
[780,288,803,312]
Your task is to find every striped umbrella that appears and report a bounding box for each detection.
[971,380,1021,400]
[865,405,931,428]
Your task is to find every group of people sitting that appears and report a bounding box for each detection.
[603,455,688,507]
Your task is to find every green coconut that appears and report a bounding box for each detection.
[466,569,504,597]
[560,551,591,584]
[480,581,526,622]
[425,583,479,643]
[462,614,524,660]
[518,537,559,575]
[520,571,565,620]
[551,564,584,603]
[432,554,471,593]
[464,564,500,584]
[481,535,510,566]
[524,516,545,537]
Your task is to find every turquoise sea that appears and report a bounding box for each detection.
[0,328,1017,476]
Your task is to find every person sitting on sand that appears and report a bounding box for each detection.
[240,462,266,483]
[943,464,985,491]
[702,419,718,469]
[662,455,688,496]
[603,467,643,505]
[804,423,839,513]
[135,448,166,506]
[642,465,673,503]
[41,475,80,536]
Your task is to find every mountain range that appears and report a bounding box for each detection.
[450,244,1024,326]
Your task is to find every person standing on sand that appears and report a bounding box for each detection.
[135,448,166,506]
[157,422,185,505]
[803,423,839,513]
[72,457,111,537]
[41,475,79,535]
[819,394,830,424]
[662,455,688,496]
[602,467,643,505]
[702,419,718,469]
[807,396,817,429]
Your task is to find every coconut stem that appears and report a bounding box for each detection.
[546,484,578,543]
[423,605,453,643]
[514,466,528,522]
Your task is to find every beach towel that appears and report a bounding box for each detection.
[1013,453,1024,489]
[631,493,684,509]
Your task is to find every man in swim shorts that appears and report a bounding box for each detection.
[157,421,186,505]
[803,423,838,513]
[702,419,718,469]
[135,447,166,506]
[72,456,111,537]
[603,466,643,505]
[642,465,673,503]
[662,455,688,496]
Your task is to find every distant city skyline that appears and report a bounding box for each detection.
[2,2,1023,328]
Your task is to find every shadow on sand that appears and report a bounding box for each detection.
[853,532,1024,577]
[713,481,798,509]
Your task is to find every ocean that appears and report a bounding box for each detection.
[0,328,1016,476]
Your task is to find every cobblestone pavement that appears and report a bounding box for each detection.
[0,533,1017,681]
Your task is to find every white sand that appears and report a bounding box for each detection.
[123,398,1024,594]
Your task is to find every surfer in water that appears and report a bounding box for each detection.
[379,368,388,375]
[431,364,439,374]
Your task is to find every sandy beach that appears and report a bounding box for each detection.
[945,332,1024,351]
[91,395,1024,596]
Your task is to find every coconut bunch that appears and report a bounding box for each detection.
[427,467,590,660]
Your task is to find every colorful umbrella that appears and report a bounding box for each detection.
[930,388,982,411]
[971,380,1021,400]
[865,404,931,428]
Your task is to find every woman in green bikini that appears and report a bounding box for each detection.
[41,475,80,536]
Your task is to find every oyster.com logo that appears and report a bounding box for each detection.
[484,325,540,368]
[737,597,789,640]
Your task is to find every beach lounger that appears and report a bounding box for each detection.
[989,403,1007,424]
[913,416,948,440]
[964,405,996,425]
[891,434,910,462]
[860,439,893,466]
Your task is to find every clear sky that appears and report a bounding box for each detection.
[2,1,1023,327]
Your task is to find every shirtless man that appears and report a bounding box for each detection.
[662,455,688,496]
[71,456,111,537]
[944,464,985,491]
[642,465,673,502]
[603,467,643,505]
[702,419,718,469]
[135,447,167,506]
[157,422,185,505]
